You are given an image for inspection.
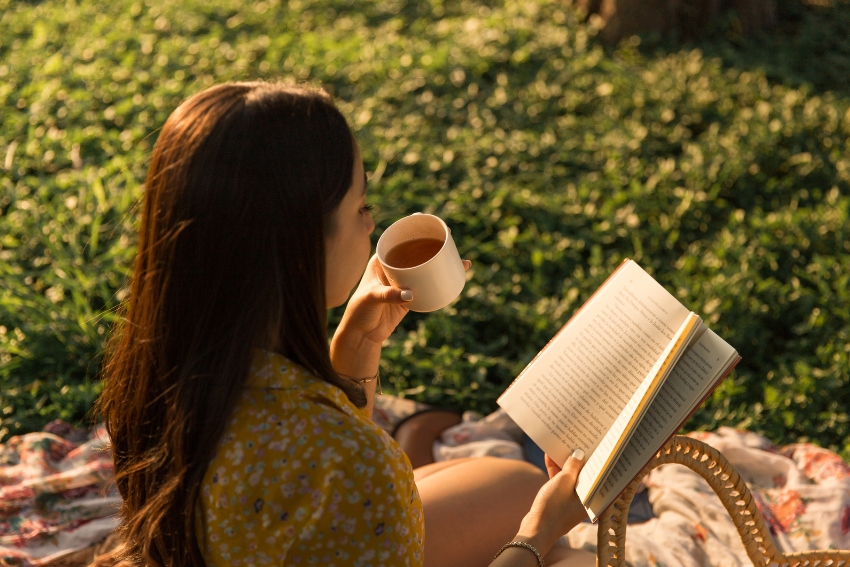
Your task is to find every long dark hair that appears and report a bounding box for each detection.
[97,81,365,567]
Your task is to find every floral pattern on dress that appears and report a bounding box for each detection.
[197,350,424,567]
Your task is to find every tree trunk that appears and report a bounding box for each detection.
[575,0,777,43]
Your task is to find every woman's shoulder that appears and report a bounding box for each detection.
[198,351,422,566]
[199,399,423,566]
[208,349,411,479]
[244,349,330,392]
[214,390,407,475]
[239,349,356,413]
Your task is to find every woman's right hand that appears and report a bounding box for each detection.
[512,450,587,557]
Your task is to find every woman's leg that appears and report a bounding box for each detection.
[392,409,462,469]
[415,456,595,567]
[413,457,474,481]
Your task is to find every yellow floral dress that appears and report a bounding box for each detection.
[197,350,424,566]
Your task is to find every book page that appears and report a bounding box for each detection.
[498,260,690,466]
[575,313,703,502]
[583,329,739,520]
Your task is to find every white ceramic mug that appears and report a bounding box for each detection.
[376,213,466,313]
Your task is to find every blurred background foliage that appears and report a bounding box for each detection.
[1,0,848,457]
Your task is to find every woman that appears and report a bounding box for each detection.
[99,81,594,567]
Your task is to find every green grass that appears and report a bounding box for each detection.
[1,0,848,458]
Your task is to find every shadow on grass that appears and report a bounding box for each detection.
[634,0,850,98]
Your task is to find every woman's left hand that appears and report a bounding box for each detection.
[337,254,414,346]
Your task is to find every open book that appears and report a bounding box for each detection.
[497,259,740,521]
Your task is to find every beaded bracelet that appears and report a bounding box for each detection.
[493,541,545,567]
[339,370,382,395]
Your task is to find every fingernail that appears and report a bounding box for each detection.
[571,448,585,461]
[400,290,413,301]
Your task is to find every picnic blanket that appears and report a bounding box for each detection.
[565,427,850,566]
[0,420,118,566]
[2,401,849,566]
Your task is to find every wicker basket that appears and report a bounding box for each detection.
[596,435,850,567]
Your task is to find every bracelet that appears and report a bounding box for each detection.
[494,541,545,567]
[338,370,382,395]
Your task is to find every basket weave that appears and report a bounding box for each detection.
[596,435,850,567]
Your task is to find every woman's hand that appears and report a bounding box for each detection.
[509,450,588,559]
[336,254,472,346]
[336,254,414,346]
[330,254,470,415]
[528,451,587,536]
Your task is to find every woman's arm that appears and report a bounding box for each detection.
[330,255,412,418]
[330,325,383,418]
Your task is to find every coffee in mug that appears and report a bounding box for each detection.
[383,238,445,269]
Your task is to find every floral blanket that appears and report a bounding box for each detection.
[1,406,848,566]
[0,420,118,566]
[565,427,850,566]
